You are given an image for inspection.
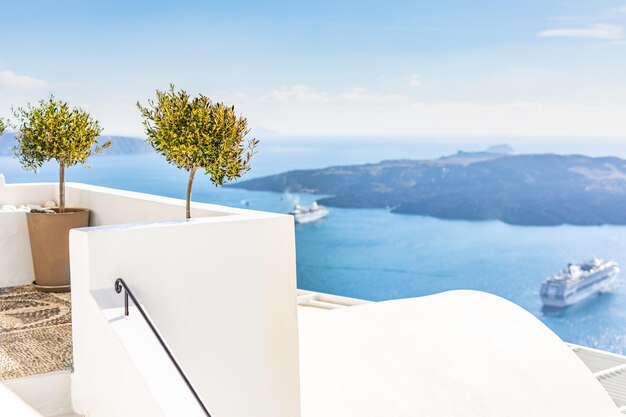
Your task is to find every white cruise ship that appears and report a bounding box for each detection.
[289,202,329,224]
[540,258,619,307]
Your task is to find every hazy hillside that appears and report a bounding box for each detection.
[231,150,626,226]
[0,133,152,156]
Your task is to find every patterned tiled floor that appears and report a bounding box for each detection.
[0,285,72,380]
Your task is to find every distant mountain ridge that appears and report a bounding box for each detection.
[0,132,152,156]
[230,149,626,226]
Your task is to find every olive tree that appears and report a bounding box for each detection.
[12,97,110,212]
[0,118,8,150]
[138,85,258,219]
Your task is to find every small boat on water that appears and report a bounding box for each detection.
[289,202,329,224]
[540,258,619,307]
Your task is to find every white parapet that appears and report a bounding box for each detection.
[0,211,36,286]
[69,205,301,417]
[0,179,253,287]
[0,175,58,206]
[0,177,57,286]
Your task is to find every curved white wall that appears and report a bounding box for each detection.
[298,290,620,417]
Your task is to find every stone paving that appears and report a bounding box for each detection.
[0,285,72,380]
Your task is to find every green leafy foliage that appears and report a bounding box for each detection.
[137,84,258,218]
[13,97,108,170]
[0,118,5,135]
[12,96,110,211]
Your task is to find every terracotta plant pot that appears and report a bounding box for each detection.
[26,208,90,292]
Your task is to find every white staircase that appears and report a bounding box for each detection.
[1,371,79,417]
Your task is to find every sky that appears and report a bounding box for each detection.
[1,0,626,139]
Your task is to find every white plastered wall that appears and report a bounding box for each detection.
[298,290,621,417]
[0,178,249,286]
[0,176,56,286]
[70,213,301,417]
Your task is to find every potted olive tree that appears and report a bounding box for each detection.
[13,97,110,292]
[138,85,258,219]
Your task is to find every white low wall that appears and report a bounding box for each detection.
[0,175,56,286]
[0,175,57,206]
[0,176,248,286]
[69,206,300,417]
[65,183,242,227]
[0,212,35,286]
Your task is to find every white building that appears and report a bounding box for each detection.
[0,175,624,417]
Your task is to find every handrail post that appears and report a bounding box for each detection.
[113,278,212,417]
[114,278,129,316]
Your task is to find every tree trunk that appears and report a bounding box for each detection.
[186,168,197,219]
[59,162,65,213]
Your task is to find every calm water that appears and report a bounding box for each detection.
[2,145,626,354]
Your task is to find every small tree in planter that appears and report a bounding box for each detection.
[13,97,110,212]
[138,85,258,219]
[12,96,110,292]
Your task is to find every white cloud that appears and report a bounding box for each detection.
[261,85,328,103]
[336,88,406,105]
[258,85,406,106]
[225,85,626,137]
[5,82,625,138]
[408,74,421,88]
[539,24,624,40]
[0,70,50,90]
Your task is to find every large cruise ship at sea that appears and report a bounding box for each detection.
[540,258,620,307]
[289,202,329,224]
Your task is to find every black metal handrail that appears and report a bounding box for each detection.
[114,278,213,417]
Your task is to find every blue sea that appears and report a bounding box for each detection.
[2,137,626,354]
